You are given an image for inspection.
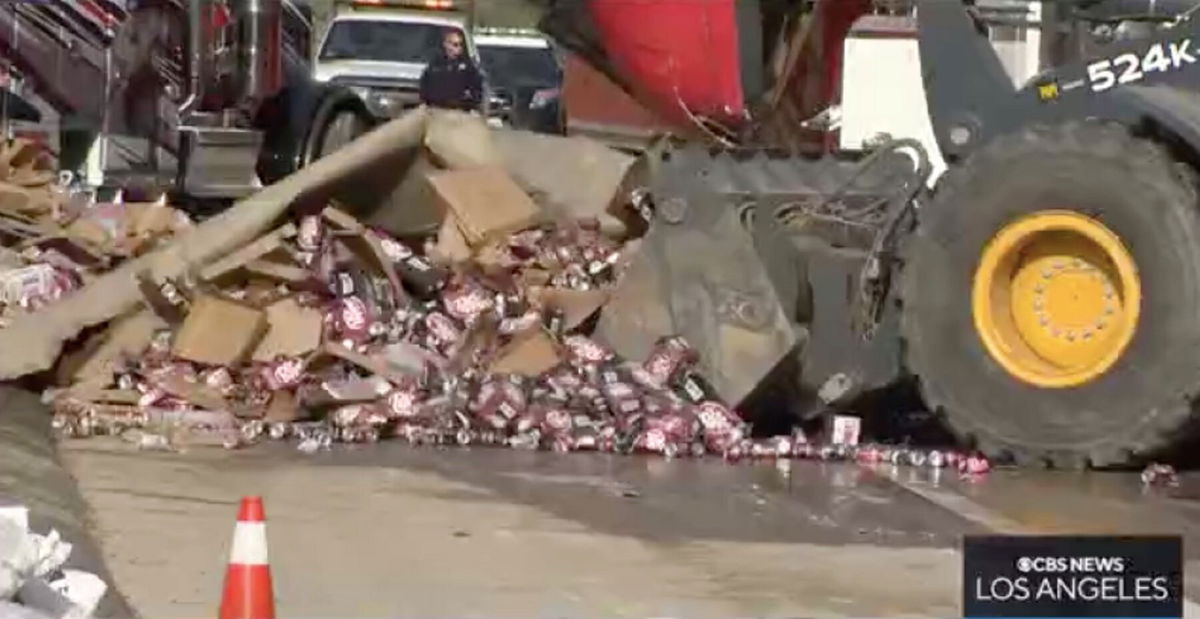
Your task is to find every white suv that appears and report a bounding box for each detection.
[314,8,479,119]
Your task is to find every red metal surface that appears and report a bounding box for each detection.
[795,0,870,142]
[586,0,747,130]
[561,52,684,141]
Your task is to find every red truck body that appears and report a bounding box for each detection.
[559,0,876,151]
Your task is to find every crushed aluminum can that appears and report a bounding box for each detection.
[564,335,612,364]
[767,435,793,458]
[907,449,929,468]
[201,366,236,394]
[695,401,740,434]
[645,410,698,445]
[633,428,669,454]
[331,404,383,428]
[499,309,542,335]
[512,411,538,435]
[1141,463,1180,487]
[603,381,642,416]
[960,453,991,475]
[330,296,373,344]
[329,269,357,297]
[424,312,462,348]
[672,370,721,405]
[376,234,414,262]
[396,254,448,298]
[262,357,306,391]
[509,430,541,450]
[442,277,494,323]
[241,420,266,442]
[268,422,291,440]
[544,308,566,338]
[927,450,947,468]
[297,215,324,251]
[643,336,699,385]
[385,385,422,420]
[539,407,573,437]
[856,445,883,464]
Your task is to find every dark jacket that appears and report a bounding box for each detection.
[419,52,484,111]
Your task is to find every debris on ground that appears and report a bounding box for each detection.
[0,503,109,619]
[0,138,193,329]
[1141,463,1180,487]
[2,109,977,469]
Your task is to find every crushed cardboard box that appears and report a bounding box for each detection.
[171,295,268,366]
[426,166,542,248]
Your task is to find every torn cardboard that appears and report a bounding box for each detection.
[531,287,610,330]
[199,223,297,281]
[244,259,311,284]
[491,129,642,236]
[172,295,268,366]
[430,214,472,264]
[265,390,299,423]
[426,166,541,248]
[251,297,324,362]
[70,310,166,386]
[424,109,503,168]
[489,329,561,377]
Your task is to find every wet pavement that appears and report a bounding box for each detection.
[57,439,1200,618]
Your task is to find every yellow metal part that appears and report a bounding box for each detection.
[972,210,1141,388]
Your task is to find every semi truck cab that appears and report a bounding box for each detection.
[314,0,478,119]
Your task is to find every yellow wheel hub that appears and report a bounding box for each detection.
[972,210,1140,388]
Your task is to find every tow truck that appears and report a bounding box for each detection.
[315,0,480,120]
[0,0,373,205]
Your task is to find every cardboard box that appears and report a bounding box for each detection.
[430,214,472,265]
[530,287,610,331]
[200,224,296,281]
[69,310,165,386]
[251,297,324,362]
[172,295,268,365]
[426,167,541,248]
[265,390,299,423]
[489,329,561,377]
[245,259,312,284]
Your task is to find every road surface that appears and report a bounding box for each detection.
[60,439,1200,618]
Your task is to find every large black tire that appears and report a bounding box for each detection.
[902,121,1200,468]
[310,106,372,162]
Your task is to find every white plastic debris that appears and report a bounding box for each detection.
[0,503,107,618]
[52,571,107,618]
[0,601,55,619]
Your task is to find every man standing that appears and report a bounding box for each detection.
[419,29,484,112]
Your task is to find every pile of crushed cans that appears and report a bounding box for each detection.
[49,209,989,473]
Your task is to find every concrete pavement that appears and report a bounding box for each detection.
[59,439,1200,618]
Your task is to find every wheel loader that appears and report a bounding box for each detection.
[533,0,1200,468]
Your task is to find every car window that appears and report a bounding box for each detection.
[478,45,560,89]
[319,20,462,63]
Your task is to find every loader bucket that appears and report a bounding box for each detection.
[598,144,927,414]
[596,151,800,407]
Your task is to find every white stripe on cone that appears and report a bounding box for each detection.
[229,521,269,566]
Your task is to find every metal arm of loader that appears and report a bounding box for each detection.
[916,0,1200,161]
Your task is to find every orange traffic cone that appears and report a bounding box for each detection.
[219,496,276,619]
